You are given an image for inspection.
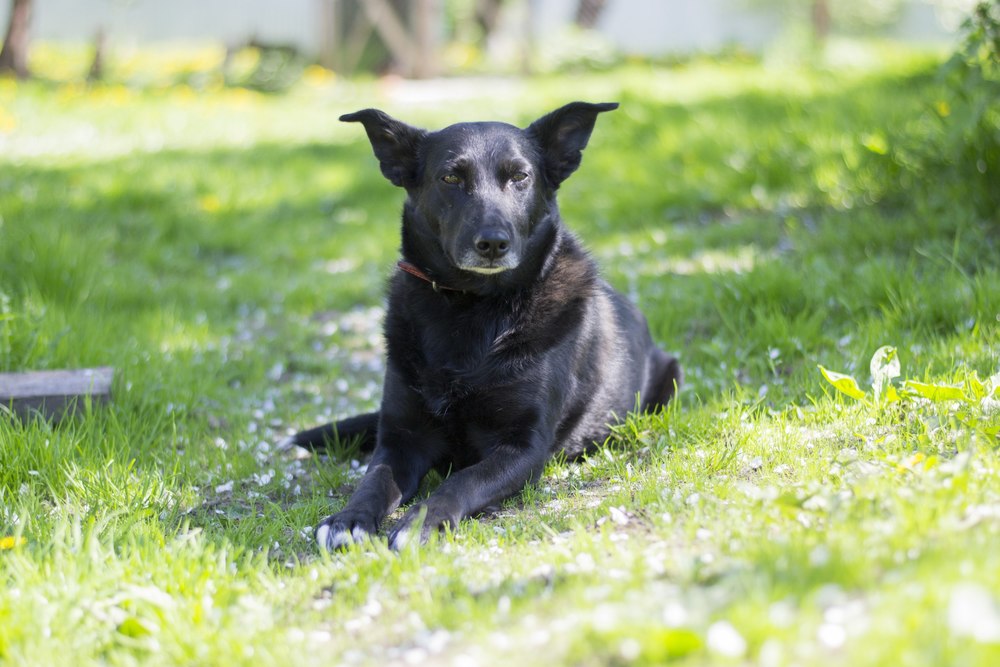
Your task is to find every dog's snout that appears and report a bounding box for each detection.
[473,229,511,260]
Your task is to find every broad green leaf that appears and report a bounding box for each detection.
[117,616,155,638]
[818,365,867,400]
[870,346,900,381]
[651,628,703,660]
[904,380,968,402]
[774,491,807,508]
[987,373,1000,399]
[965,372,987,400]
[862,131,889,155]
[870,346,900,403]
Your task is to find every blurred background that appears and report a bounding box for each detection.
[0,0,980,86]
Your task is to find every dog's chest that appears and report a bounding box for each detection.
[412,307,516,415]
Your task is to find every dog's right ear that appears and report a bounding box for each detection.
[526,101,619,188]
[340,109,426,188]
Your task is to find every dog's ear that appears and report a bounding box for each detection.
[526,102,618,188]
[340,109,427,188]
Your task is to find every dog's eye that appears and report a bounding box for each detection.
[441,173,462,185]
[510,171,529,183]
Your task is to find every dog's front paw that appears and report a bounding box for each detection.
[387,500,460,550]
[315,511,378,551]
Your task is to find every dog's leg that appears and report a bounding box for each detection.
[280,411,379,452]
[315,443,431,550]
[386,440,551,549]
[315,406,446,550]
[316,448,420,549]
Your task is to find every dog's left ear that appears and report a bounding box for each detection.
[526,101,618,188]
[340,109,427,188]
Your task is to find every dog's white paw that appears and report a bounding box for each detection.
[387,526,413,551]
[315,515,376,551]
[316,523,356,551]
[315,523,331,550]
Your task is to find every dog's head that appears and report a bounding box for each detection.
[340,102,617,284]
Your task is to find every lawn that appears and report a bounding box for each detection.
[2,39,999,666]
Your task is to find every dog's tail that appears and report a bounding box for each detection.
[644,350,682,411]
[279,411,379,454]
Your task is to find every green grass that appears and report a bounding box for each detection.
[2,42,999,666]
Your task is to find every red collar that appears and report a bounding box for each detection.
[396,260,463,292]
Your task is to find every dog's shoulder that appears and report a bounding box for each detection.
[536,230,599,303]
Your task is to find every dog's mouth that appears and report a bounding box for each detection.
[453,250,519,276]
[459,265,510,275]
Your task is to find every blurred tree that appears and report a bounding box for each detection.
[473,0,505,42]
[87,28,107,83]
[746,0,906,42]
[812,0,830,42]
[320,0,441,78]
[829,0,906,31]
[574,0,608,28]
[0,0,32,78]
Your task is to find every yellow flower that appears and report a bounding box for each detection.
[0,536,26,550]
[198,194,222,212]
[896,452,928,474]
[103,84,133,105]
[0,107,16,133]
[935,100,951,117]
[302,64,335,88]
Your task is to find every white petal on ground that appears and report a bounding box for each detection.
[707,620,747,658]
[817,623,847,649]
[948,583,1000,643]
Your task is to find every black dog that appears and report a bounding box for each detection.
[286,102,681,550]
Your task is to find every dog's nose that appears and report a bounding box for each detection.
[473,229,511,260]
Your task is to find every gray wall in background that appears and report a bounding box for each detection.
[11,0,963,57]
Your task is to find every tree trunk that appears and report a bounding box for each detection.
[318,0,339,70]
[357,0,439,79]
[474,0,504,42]
[811,0,830,45]
[87,27,107,83]
[411,0,439,78]
[574,0,607,29]
[359,0,418,75]
[0,0,33,79]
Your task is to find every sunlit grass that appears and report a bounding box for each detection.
[2,43,999,666]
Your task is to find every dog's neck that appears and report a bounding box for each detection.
[396,260,463,293]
